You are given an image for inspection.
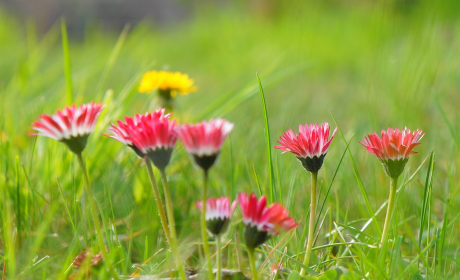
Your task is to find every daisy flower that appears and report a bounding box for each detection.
[30,102,104,154]
[177,119,234,171]
[275,122,337,172]
[196,197,237,237]
[238,192,298,249]
[360,127,424,178]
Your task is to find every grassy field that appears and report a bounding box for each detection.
[1,0,460,279]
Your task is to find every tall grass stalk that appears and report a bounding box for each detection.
[144,158,171,246]
[75,153,120,280]
[158,169,187,280]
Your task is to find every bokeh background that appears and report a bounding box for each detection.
[1,0,460,278]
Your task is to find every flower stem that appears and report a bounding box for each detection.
[202,170,214,280]
[76,153,120,280]
[247,248,257,280]
[380,176,397,247]
[300,171,318,276]
[216,237,222,280]
[159,169,187,280]
[145,158,171,246]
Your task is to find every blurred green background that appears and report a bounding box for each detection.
[1,0,460,278]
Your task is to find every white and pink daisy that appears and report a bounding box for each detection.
[275,122,337,172]
[128,115,178,170]
[105,109,170,158]
[30,102,104,154]
[360,127,424,178]
[176,119,234,171]
[196,197,237,236]
[238,193,298,249]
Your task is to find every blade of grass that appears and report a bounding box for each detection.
[61,18,73,105]
[435,95,460,152]
[330,111,381,235]
[314,134,353,233]
[399,211,460,279]
[57,177,82,250]
[436,196,449,277]
[418,152,434,252]
[95,24,130,98]
[257,73,276,203]
[252,165,263,197]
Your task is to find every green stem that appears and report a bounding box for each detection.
[300,171,318,276]
[159,169,187,280]
[216,237,222,280]
[380,176,398,247]
[76,153,120,280]
[202,170,214,280]
[145,158,171,246]
[247,248,258,280]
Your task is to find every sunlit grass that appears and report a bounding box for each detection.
[1,0,460,279]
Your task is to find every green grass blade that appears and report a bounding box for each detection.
[314,134,353,233]
[57,177,82,250]
[257,73,276,203]
[418,152,434,249]
[61,18,73,105]
[96,25,130,98]
[435,95,460,151]
[252,165,263,197]
[330,111,381,234]
[399,211,460,278]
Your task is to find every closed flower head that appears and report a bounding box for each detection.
[196,197,237,237]
[105,109,170,158]
[238,193,298,249]
[360,127,424,178]
[177,119,233,171]
[139,70,196,98]
[30,102,104,154]
[275,122,337,173]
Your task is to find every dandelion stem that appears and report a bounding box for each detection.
[247,248,258,280]
[159,169,187,280]
[202,169,214,280]
[76,153,120,280]
[300,171,318,276]
[381,176,397,247]
[145,158,171,246]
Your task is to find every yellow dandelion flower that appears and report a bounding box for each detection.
[138,70,197,97]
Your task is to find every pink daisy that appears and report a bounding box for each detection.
[360,127,424,178]
[275,122,337,172]
[238,193,298,249]
[196,197,237,236]
[30,102,104,154]
[176,119,234,171]
[105,109,170,158]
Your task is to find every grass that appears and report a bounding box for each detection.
[1,0,460,279]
